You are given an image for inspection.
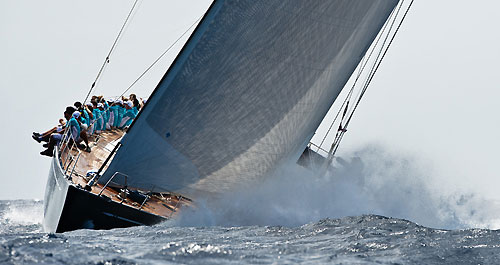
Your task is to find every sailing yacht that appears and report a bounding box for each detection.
[43,0,402,233]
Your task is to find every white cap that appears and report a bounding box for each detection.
[72,111,81,118]
[85,102,93,107]
[97,103,104,108]
[126,101,133,108]
[116,99,123,104]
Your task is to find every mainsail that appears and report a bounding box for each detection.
[101,0,399,197]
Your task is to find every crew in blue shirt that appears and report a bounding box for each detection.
[97,103,107,131]
[40,109,81,157]
[36,94,143,157]
[119,101,137,129]
[73,101,91,127]
[114,100,125,128]
[68,112,81,141]
[92,102,103,134]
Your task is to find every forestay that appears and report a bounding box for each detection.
[100,0,399,197]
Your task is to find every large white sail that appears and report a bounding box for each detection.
[101,0,399,197]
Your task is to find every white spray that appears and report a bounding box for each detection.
[1,199,43,226]
[172,144,500,229]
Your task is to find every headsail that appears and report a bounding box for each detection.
[101,0,399,197]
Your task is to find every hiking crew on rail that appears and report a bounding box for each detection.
[32,94,145,157]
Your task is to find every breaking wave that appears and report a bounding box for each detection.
[0,199,43,226]
[0,199,43,235]
[173,145,500,230]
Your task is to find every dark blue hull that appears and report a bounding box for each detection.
[43,153,166,233]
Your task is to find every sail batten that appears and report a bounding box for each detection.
[101,0,399,197]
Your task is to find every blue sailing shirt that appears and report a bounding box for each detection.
[119,108,137,128]
[80,117,87,126]
[112,105,120,127]
[93,108,103,132]
[115,106,125,128]
[66,117,81,140]
[132,106,139,116]
[103,102,110,128]
[82,109,90,126]
[109,105,118,127]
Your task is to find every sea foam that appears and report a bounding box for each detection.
[173,145,500,229]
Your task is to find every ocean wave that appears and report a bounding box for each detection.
[0,199,43,230]
[0,199,499,264]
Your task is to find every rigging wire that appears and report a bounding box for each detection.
[326,2,405,159]
[83,0,140,104]
[81,15,204,135]
[316,6,398,152]
[323,0,415,168]
[80,12,208,191]
[119,15,203,98]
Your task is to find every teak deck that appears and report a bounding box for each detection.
[59,129,190,220]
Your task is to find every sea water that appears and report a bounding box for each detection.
[2,200,500,264]
[2,146,500,264]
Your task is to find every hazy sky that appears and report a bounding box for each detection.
[1,0,499,201]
